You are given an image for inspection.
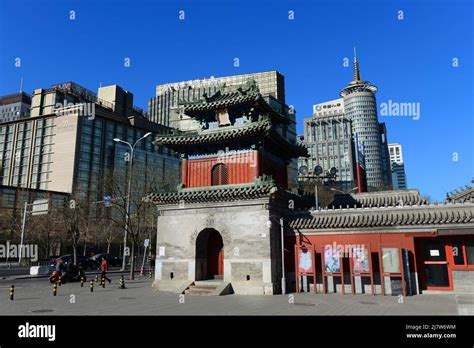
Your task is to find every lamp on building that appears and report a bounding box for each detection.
[113,132,152,272]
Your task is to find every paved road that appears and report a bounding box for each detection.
[0,274,469,315]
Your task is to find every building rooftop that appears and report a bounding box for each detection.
[446,183,474,203]
[0,92,31,106]
[289,200,474,230]
[329,189,426,208]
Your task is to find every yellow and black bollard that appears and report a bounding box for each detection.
[53,282,58,296]
[58,276,62,286]
[148,270,152,279]
[101,277,105,288]
[9,285,14,301]
[95,274,98,282]
[119,275,126,289]
[80,276,84,287]
[89,279,94,293]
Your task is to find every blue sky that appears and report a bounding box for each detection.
[0,0,472,201]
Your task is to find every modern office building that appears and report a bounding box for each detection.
[299,98,356,192]
[379,124,393,189]
[300,51,392,192]
[0,82,181,208]
[389,142,404,163]
[340,50,391,190]
[0,92,31,123]
[389,143,408,190]
[148,71,286,129]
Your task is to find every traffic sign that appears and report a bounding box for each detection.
[31,199,49,216]
[144,239,150,247]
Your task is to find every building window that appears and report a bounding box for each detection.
[211,163,228,186]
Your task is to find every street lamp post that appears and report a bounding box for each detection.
[298,165,338,209]
[113,132,152,271]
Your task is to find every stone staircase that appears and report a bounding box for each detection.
[184,280,232,296]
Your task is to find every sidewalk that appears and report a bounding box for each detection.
[0,275,463,316]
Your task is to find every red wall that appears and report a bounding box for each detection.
[285,232,422,274]
[183,151,259,188]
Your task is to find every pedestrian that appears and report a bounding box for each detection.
[99,256,111,284]
[55,258,64,274]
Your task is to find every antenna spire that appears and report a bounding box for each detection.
[353,47,361,81]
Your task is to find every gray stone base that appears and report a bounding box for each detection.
[231,281,275,295]
[152,279,193,294]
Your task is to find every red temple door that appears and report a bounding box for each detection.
[218,249,224,276]
[207,230,224,279]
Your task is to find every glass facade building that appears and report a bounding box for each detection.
[300,99,356,192]
[339,54,392,190]
[0,83,181,208]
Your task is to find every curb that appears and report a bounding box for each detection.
[1,269,138,281]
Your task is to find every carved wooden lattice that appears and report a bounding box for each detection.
[211,163,228,185]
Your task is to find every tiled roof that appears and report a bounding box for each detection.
[154,119,272,146]
[183,90,260,113]
[144,176,312,206]
[289,203,474,230]
[329,189,426,208]
[446,185,474,203]
[144,180,277,205]
[154,119,309,158]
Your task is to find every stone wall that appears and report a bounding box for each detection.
[154,198,283,295]
[452,270,474,292]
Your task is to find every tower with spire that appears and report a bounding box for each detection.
[340,48,391,190]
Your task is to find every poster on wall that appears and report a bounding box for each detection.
[382,247,400,273]
[324,246,341,273]
[352,246,370,273]
[298,247,314,274]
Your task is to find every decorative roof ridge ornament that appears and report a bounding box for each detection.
[243,78,259,93]
[255,174,276,187]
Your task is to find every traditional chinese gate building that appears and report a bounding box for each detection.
[287,190,474,294]
[145,80,309,295]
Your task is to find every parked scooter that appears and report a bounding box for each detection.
[49,264,86,284]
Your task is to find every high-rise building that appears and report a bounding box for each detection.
[299,98,356,192]
[300,50,392,192]
[340,49,391,190]
[389,142,404,164]
[379,123,393,189]
[0,82,181,205]
[0,92,31,123]
[389,143,408,190]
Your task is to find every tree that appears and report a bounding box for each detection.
[101,164,160,280]
[54,193,91,265]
